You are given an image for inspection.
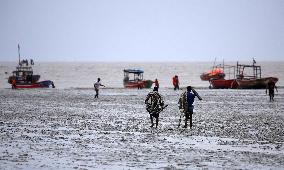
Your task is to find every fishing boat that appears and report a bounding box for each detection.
[235,61,278,89]
[8,44,55,89]
[210,60,278,89]
[209,64,238,89]
[123,69,153,89]
[210,79,239,89]
[236,77,278,89]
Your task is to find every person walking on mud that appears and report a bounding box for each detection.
[178,86,201,128]
[154,78,159,89]
[94,78,105,98]
[145,87,167,128]
[173,75,179,90]
[266,78,278,101]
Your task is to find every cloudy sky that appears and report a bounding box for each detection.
[0,0,283,62]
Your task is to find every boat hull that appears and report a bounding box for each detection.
[8,75,40,84]
[200,73,225,81]
[124,80,153,89]
[237,77,278,89]
[210,79,238,89]
[14,80,55,89]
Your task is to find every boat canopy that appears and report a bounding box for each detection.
[207,68,224,75]
[15,66,33,71]
[123,69,144,74]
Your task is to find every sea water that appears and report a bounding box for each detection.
[1,61,283,89]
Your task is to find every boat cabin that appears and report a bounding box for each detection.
[8,66,40,84]
[123,69,150,89]
[236,61,261,80]
[123,69,144,82]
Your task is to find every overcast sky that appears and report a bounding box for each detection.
[0,0,283,62]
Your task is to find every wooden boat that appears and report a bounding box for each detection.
[210,79,239,89]
[236,77,278,89]
[123,69,153,89]
[235,61,278,89]
[210,60,278,89]
[8,44,55,89]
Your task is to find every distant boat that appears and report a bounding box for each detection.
[234,61,278,89]
[200,59,225,81]
[123,69,153,89]
[8,44,55,89]
[236,77,278,89]
[200,67,225,81]
[209,64,237,89]
[210,79,238,89]
[209,60,278,89]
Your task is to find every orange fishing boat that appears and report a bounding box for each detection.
[200,67,225,81]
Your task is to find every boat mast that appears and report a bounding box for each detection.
[18,44,21,65]
[212,57,216,69]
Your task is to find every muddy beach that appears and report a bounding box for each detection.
[0,88,283,169]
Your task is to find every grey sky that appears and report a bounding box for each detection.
[0,0,283,62]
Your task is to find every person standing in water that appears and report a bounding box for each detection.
[266,78,278,101]
[11,79,17,89]
[94,78,105,98]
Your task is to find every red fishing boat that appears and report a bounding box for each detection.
[210,60,278,89]
[209,64,238,89]
[210,79,239,89]
[123,69,153,89]
[8,44,55,89]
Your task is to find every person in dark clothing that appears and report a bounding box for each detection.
[154,78,159,89]
[94,78,105,98]
[178,86,197,128]
[185,86,195,128]
[11,79,17,89]
[266,78,278,101]
[145,87,166,128]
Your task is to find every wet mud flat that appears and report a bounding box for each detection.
[0,88,283,169]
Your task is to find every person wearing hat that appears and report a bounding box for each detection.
[145,86,166,128]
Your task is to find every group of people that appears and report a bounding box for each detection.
[153,75,179,91]
[20,59,34,66]
[93,77,278,128]
[145,85,201,128]
[152,75,180,91]
[94,77,200,128]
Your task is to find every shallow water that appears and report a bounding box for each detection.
[1,61,284,89]
[0,88,283,169]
